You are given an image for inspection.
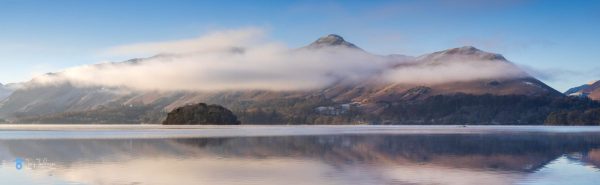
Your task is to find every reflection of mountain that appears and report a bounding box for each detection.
[3,132,600,185]
[178,134,600,172]
[2,133,600,172]
[0,35,582,125]
[585,149,600,167]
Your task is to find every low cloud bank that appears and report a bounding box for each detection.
[31,28,528,91]
[385,60,527,85]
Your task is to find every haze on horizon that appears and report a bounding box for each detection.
[1,0,599,91]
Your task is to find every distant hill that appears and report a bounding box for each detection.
[565,80,600,100]
[0,34,579,125]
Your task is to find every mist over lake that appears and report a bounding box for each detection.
[0,125,599,185]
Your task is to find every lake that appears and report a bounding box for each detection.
[0,125,599,185]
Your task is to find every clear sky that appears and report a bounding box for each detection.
[0,0,599,91]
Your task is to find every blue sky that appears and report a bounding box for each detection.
[0,0,599,91]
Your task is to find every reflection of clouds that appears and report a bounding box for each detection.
[518,157,600,185]
[24,155,597,185]
[0,166,69,184]
[411,154,553,172]
[48,157,527,185]
[2,132,600,184]
[53,157,390,185]
[383,164,523,185]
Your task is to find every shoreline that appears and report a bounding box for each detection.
[0,125,600,140]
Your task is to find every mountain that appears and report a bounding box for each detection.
[305,34,361,50]
[565,80,600,100]
[416,46,507,62]
[408,46,559,96]
[0,34,570,124]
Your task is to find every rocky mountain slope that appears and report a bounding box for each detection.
[0,34,567,124]
[305,34,360,49]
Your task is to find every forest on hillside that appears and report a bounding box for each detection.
[12,93,600,125]
[378,94,600,125]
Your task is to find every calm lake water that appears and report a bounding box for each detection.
[0,125,599,185]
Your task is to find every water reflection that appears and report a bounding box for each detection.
[1,133,600,185]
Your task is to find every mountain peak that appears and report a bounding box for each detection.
[421,46,507,62]
[443,46,483,55]
[321,34,344,41]
[307,34,360,49]
[459,45,480,51]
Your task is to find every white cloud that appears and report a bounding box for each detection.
[104,28,266,56]
[384,60,527,85]
[30,28,528,92]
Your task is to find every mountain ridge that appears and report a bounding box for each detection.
[0,34,567,124]
[306,34,361,50]
[417,46,508,62]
